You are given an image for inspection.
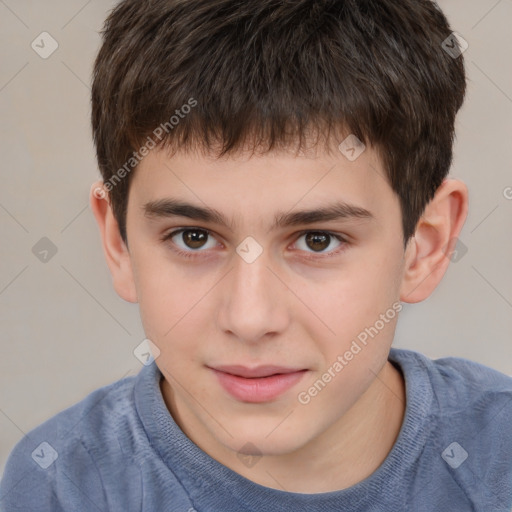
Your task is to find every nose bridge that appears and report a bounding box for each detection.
[218,246,288,342]
[232,249,271,301]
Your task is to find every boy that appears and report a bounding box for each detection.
[1,0,511,510]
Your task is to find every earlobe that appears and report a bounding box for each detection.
[399,178,469,303]
[89,181,138,303]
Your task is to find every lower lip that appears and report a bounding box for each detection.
[211,369,307,403]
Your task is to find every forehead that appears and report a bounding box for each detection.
[129,142,397,227]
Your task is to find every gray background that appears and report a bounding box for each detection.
[0,0,511,476]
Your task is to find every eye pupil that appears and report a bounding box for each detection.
[183,230,207,249]
[305,232,330,252]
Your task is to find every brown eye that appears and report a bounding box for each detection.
[293,231,346,257]
[164,228,218,253]
[182,229,208,249]
[305,232,331,252]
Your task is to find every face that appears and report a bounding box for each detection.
[124,142,407,459]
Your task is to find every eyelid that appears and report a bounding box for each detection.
[291,230,348,257]
[160,227,221,247]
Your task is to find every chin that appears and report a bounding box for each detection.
[219,427,311,458]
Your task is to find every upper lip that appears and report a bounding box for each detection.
[209,365,306,378]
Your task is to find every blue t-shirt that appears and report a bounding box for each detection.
[1,348,511,511]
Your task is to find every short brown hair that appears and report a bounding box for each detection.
[91,0,466,246]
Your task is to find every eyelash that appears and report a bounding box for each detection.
[160,228,349,261]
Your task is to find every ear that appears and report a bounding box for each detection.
[399,178,469,303]
[90,181,138,303]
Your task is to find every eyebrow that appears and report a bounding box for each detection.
[143,198,374,231]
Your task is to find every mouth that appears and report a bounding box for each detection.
[209,364,306,378]
[208,365,308,403]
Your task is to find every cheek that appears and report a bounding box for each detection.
[132,253,216,366]
[131,252,190,339]
[346,241,404,303]
[308,254,402,355]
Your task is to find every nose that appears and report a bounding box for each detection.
[217,248,290,344]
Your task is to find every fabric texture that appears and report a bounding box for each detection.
[1,347,511,511]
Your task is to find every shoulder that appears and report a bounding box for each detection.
[393,347,512,426]
[424,351,512,447]
[0,370,141,511]
[390,348,512,508]
[390,347,512,402]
